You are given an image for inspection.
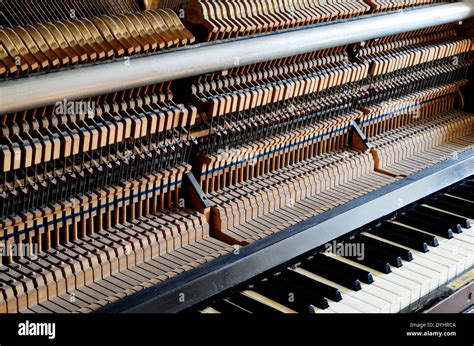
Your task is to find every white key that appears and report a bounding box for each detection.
[312,306,335,313]
[331,255,411,311]
[440,239,473,269]
[365,232,459,281]
[356,282,395,313]
[200,307,221,313]
[294,268,382,313]
[241,290,297,313]
[448,237,474,252]
[463,227,474,237]
[422,204,473,233]
[401,261,439,292]
[385,223,468,275]
[430,245,467,275]
[410,256,449,287]
[388,266,430,299]
[223,299,252,313]
[453,233,474,245]
[321,254,396,312]
[325,301,361,313]
[360,233,435,295]
[419,251,458,281]
[461,231,474,239]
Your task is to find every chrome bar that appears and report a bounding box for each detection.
[0,2,473,114]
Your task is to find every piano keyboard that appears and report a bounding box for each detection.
[0,1,473,314]
[197,176,474,314]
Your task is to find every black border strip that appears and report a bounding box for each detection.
[98,148,474,313]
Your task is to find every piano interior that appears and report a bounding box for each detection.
[0,0,473,315]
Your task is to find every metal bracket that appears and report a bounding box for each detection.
[349,120,372,150]
[184,172,211,220]
[425,281,474,313]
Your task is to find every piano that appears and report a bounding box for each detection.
[0,0,473,314]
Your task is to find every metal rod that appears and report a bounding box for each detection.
[0,2,473,114]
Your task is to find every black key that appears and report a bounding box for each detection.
[430,195,474,218]
[282,269,342,302]
[447,186,474,202]
[370,224,431,252]
[273,276,330,310]
[227,293,281,313]
[426,198,474,219]
[439,194,474,208]
[210,299,251,314]
[320,254,374,284]
[407,207,463,233]
[357,234,413,261]
[340,250,392,274]
[252,278,327,312]
[363,244,403,268]
[457,182,474,191]
[453,181,474,193]
[459,182,474,193]
[395,214,453,239]
[416,205,470,229]
[301,260,361,291]
[376,222,438,248]
[304,254,372,288]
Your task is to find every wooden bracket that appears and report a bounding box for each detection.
[349,120,372,151]
[184,172,211,221]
